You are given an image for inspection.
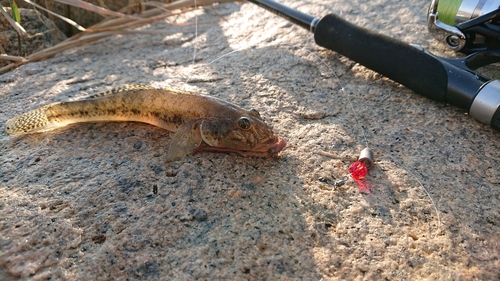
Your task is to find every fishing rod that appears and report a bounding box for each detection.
[248,0,500,130]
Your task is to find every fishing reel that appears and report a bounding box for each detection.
[428,0,500,53]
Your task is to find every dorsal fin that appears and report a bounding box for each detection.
[86,84,156,99]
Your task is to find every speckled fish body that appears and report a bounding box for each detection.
[4,85,286,161]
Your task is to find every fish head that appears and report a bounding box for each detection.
[197,108,286,157]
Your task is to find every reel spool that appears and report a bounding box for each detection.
[428,0,500,53]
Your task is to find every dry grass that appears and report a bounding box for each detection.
[0,0,236,74]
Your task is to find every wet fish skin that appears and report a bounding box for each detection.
[4,85,286,161]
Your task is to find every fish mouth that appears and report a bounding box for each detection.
[192,136,287,158]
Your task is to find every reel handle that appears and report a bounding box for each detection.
[314,14,500,129]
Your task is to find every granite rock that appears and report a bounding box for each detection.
[1,0,499,280]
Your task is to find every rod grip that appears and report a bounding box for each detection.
[314,14,450,102]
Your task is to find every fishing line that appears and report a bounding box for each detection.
[314,51,442,233]
[397,162,442,236]
[299,49,370,149]
[436,0,463,25]
[185,48,247,83]
[184,10,441,234]
[192,0,198,64]
[188,43,366,171]
[297,48,442,230]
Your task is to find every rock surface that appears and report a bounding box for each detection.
[1,0,499,280]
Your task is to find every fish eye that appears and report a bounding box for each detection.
[237,117,251,130]
[249,108,261,117]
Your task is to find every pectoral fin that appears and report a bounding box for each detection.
[166,120,202,162]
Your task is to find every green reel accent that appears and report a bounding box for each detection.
[437,0,463,25]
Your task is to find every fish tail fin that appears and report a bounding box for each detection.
[4,103,61,135]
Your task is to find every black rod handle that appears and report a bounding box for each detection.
[314,14,485,110]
